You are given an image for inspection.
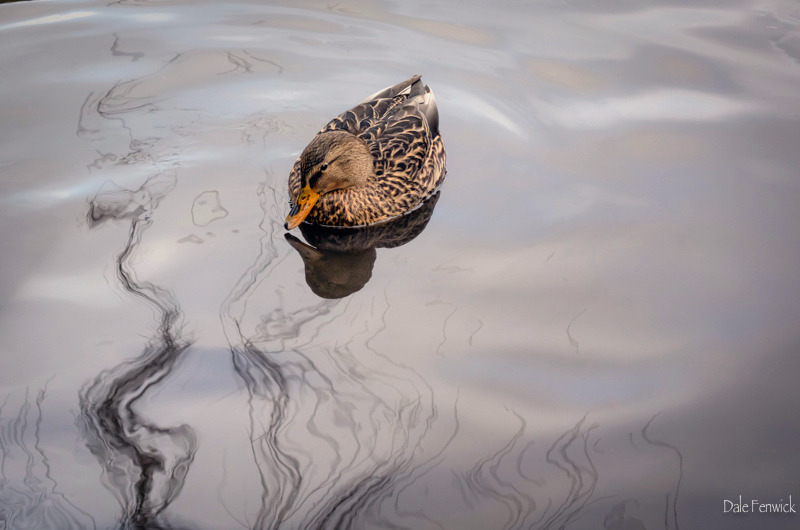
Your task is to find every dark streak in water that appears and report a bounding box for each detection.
[451,411,636,530]
[432,256,471,274]
[191,190,229,227]
[566,308,587,355]
[516,439,544,487]
[87,150,119,170]
[0,388,97,529]
[460,410,531,530]
[88,171,176,227]
[111,32,144,62]
[535,414,602,530]
[80,168,196,528]
[222,52,255,75]
[468,318,483,347]
[603,500,647,530]
[77,92,104,139]
[642,413,682,530]
[241,115,296,147]
[243,51,284,74]
[220,177,304,528]
[107,0,181,7]
[425,296,457,357]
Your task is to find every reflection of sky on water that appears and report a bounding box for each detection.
[1,11,97,30]
[449,354,688,408]
[1,0,799,527]
[534,89,761,129]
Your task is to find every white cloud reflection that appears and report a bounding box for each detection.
[534,89,760,129]
[3,11,96,30]
[444,86,526,137]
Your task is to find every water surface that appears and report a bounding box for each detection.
[2,0,800,528]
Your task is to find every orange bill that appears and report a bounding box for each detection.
[284,186,320,230]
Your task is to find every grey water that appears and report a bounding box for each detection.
[1,0,800,528]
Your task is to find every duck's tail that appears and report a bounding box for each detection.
[359,75,422,103]
[415,83,440,137]
[360,75,440,137]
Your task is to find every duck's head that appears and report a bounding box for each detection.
[285,131,374,230]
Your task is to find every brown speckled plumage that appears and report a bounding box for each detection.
[288,76,446,227]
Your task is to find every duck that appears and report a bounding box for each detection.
[284,75,446,229]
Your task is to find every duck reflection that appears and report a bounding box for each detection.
[286,191,440,298]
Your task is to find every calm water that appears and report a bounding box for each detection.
[2,0,800,528]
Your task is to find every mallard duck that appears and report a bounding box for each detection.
[284,75,446,229]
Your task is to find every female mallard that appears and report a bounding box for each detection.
[284,75,446,229]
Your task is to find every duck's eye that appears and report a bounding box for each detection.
[321,163,328,171]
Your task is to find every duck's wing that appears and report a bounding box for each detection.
[363,109,429,186]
